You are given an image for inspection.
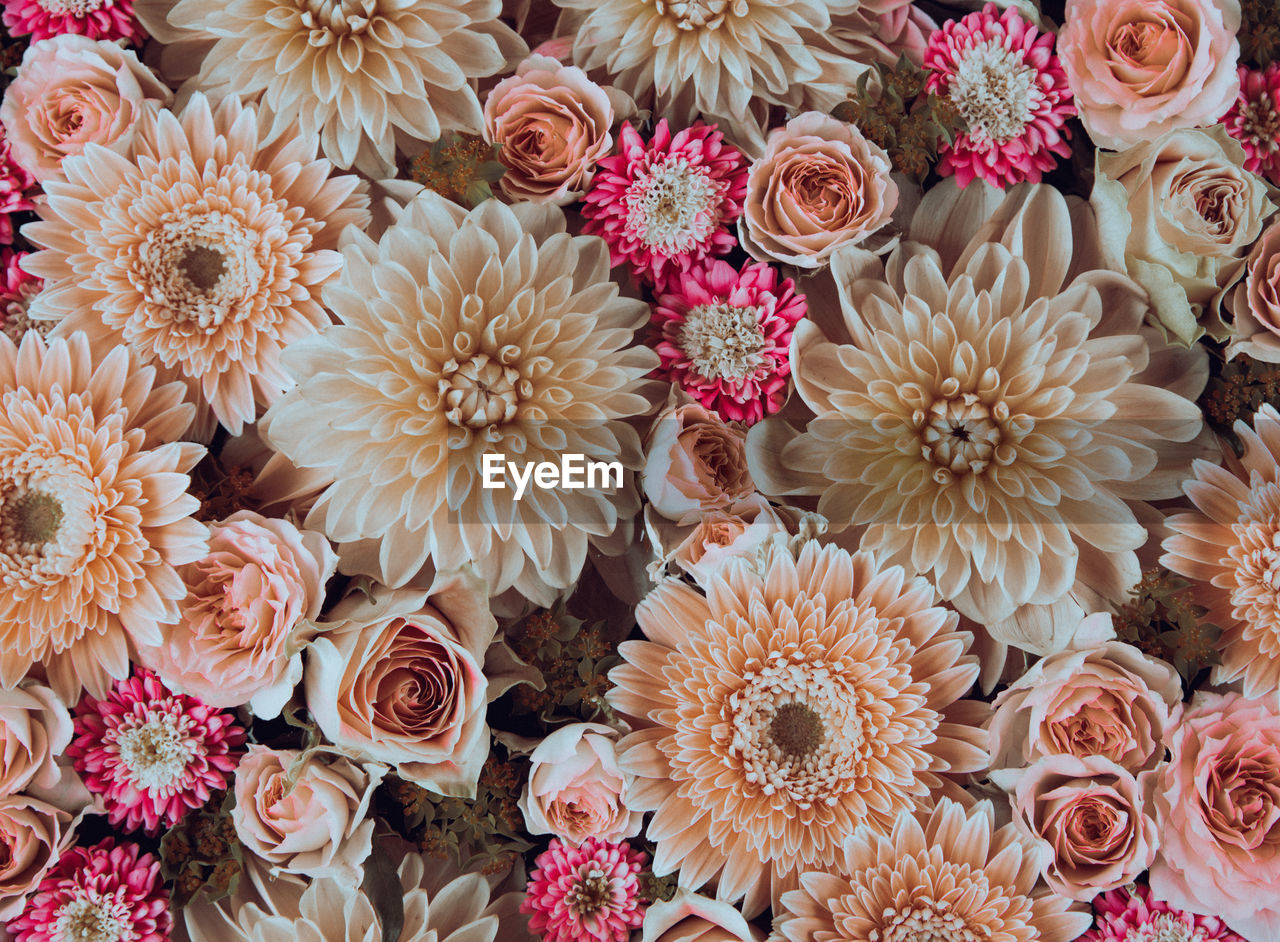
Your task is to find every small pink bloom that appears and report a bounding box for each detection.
[924,4,1075,189]
[582,120,746,289]
[521,837,647,942]
[0,0,144,44]
[1081,883,1245,942]
[1222,64,1280,183]
[9,838,171,942]
[0,250,45,344]
[642,399,760,525]
[65,669,245,835]
[0,128,35,245]
[651,260,805,425]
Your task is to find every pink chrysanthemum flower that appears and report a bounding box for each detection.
[924,3,1074,189]
[582,120,747,289]
[0,129,35,246]
[521,838,647,942]
[652,260,806,425]
[9,838,171,942]
[0,251,44,344]
[66,669,244,835]
[1223,64,1280,183]
[1082,884,1245,942]
[0,0,143,44]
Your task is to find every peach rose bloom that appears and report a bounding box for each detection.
[643,400,760,525]
[517,722,642,844]
[484,55,627,205]
[1227,219,1280,362]
[1092,126,1273,344]
[1146,692,1280,941]
[1059,0,1241,150]
[139,510,338,720]
[641,891,763,942]
[0,35,171,182]
[1002,754,1159,901]
[0,682,71,797]
[0,795,70,921]
[305,573,497,797]
[739,111,897,269]
[989,637,1181,774]
[232,746,383,885]
[649,503,788,586]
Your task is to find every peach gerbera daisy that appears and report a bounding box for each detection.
[0,332,206,701]
[21,92,370,439]
[1163,403,1280,702]
[772,798,1091,942]
[607,541,988,917]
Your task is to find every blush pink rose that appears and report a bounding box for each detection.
[1146,692,1280,942]
[0,35,171,182]
[1002,754,1159,901]
[0,795,70,921]
[642,400,760,526]
[304,573,497,797]
[641,891,764,942]
[139,510,337,720]
[0,682,71,797]
[989,638,1182,774]
[739,111,897,269]
[645,503,789,586]
[1227,218,1280,362]
[1059,0,1242,150]
[484,55,628,205]
[518,722,642,844]
[232,746,383,885]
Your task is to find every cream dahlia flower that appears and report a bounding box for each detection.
[747,181,1208,651]
[263,192,659,609]
[551,0,901,155]
[21,93,370,440]
[0,332,206,701]
[134,0,525,175]
[608,541,988,917]
[771,798,1092,942]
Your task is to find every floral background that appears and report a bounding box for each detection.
[0,0,1279,940]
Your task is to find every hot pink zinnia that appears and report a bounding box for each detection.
[0,129,35,246]
[582,120,747,290]
[924,3,1075,189]
[651,259,806,425]
[0,250,43,344]
[0,0,143,44]
[521,838,647,942]
[8,838,171,942]
[1222,64,1280,184]
[1082,884,1245,942]
[66,669,245,835]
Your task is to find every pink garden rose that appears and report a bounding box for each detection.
[0,35,170,183]
[1227,217,1280,362]
[641,891,763,942]
[232,746,383,884]
[1003,754,1158,900]
[0,682,71,797]
[1059,0,1242,150]
[0,795,69,922]
[139,510,337,720]
[642,400,760,525]
[739,112,897,269]
[1146,692,1280,941]
[517,722,642,844]
[663,504,788,584]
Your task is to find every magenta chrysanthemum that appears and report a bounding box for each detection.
[0,0,143,43]
[0,250,43,345]
[1222,64,1280,183]
[65,669,245,835]
[520,838,647,942]
[9,838,171,942]
[1082,884,1245,942]
[924,3,1074,188]
[0,129,35,246]
[651,259,806,425]
[582,120,747,290]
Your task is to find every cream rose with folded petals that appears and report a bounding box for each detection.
[643,401,760,525]
[1227,219,1280,362]
[518,722,642,844]
[0,682,71,797]
[740,112,897,268]
[0,795,69,922]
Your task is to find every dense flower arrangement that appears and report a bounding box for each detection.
[4,1,1280,941]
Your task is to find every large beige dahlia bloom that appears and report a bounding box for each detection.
[771,798,1091,942]
[0,333,206,700]
[748,182,1208,652]
[608,541,987,917]
[22,93,370,439]
[263,192,659,609]
[135,0,525,175]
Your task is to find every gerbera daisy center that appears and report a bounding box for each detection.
[35,0,106,14]
[769,701,824,757]
[1242,97,1280,155]
[678,302,767,382]
[0,489,64,551]
[623,157,727,256]
[948,39,1043,145]
[113,712,200,792]
[1127,915,1210,942]
[52,892,131,942]
[876,896,992,942]
[652,0,730,30]
[439,352,524,428]
[564,867,612,915]
[918,393,1004,477]
[178,245,227,293]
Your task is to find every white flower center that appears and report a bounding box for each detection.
[36,0,107,15]
[565,867,612,916]
[1244,96,1280,155]
[114,711,199,793]
[679,303,767,383]
[438,350,526,429]
[624,156,727,257]
[948,39,1042,145]
[1128,914,1210,942]
[53,892,133,942]
[917,392,1007,479]
[651,0,730,29]
[876,893,993,942]
[299,0,377,42]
